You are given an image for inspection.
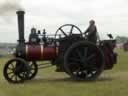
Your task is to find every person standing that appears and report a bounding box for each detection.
[84,20,98,44]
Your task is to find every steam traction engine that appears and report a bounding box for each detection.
[3,11,117,83]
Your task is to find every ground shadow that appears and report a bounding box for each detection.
[26,76,114,84]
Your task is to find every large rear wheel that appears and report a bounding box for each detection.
[64,41,104,81]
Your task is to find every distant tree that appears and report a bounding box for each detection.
[116,36,128,44]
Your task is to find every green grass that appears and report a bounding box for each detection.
[0,49,128,96]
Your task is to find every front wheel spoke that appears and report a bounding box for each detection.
[8,67,14,70]
[7,71,13,75]
[10,74,15,79]
[10,63,15,69]
[15,76,18,81]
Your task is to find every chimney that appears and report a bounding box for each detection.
[16,11,25,44]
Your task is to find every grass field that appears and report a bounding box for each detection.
[0,49,128,96]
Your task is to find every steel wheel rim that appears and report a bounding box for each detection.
[64,41,104,80]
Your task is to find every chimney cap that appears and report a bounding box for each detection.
[16,10,25,14]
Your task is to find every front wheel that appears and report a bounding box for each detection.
[18,61,38,80]
[3,58,28,83]
[64,41,104,81]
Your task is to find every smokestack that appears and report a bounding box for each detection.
[16,11,25,44]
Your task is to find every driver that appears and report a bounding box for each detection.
[29,27,40,44]
[84,20,97,44]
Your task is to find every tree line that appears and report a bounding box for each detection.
[116,36,128,44]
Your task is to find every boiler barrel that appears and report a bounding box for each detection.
[25,45,57,61]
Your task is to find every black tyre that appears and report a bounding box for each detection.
[3,58,28,83]
[64,41,104,81]
[18,61,38,80]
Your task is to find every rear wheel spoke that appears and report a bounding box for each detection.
[75,49,83,59]
[87,54,95,61]
[69,57,81,62]
[84,47,88,58]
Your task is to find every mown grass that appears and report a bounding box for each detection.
[0,49,128,96]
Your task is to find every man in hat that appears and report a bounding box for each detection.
[84,20,98,44]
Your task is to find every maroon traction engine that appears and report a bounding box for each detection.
[3,11,117,83]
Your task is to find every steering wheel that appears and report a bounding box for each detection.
[55,24,83,39]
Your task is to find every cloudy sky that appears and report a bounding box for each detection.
[0,0,128,43]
